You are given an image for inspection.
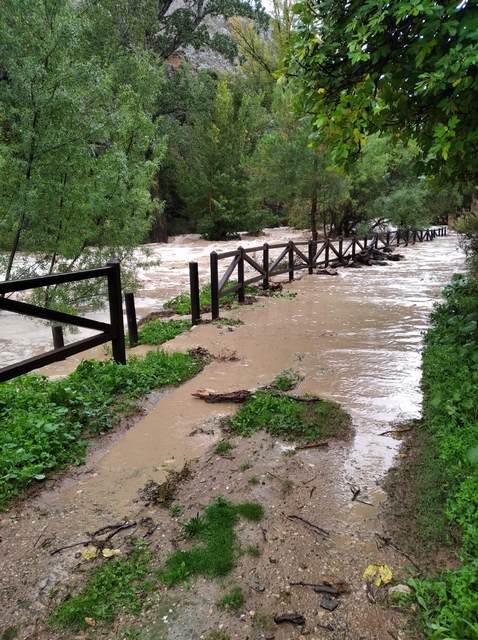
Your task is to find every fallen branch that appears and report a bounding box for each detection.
[51,521,137,556]
[191,389,252,403]
[379,427,414,437]
[295,440,329,450]
[285,513,329,538]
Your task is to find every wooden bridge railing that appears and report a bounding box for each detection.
[0,261,126,383]
[193,226,447,321]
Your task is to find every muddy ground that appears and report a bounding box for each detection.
[0,235,464,640]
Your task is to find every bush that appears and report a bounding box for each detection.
[409,274,478,638]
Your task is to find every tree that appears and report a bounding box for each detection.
[171,78,271,239]
[288,1,478,180]
[0,0,164,308]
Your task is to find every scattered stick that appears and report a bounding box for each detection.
[285,513,329,538]
[348,484,361,501]
[375,533,421,571]
[51,520,137,556]
[379,427,413,437]
[289,581,338,596]
[191,389,252,403]
[302,473,319,485]
[295,441,330,450]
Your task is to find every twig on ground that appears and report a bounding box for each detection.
[285,513,330,538]
[375,532,421,571]
[379,427,414,437]
[296,441,329,450]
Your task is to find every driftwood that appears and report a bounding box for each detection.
[192,389,252,403]
[192,387,324,404]
[379,426,413,436]
[274,613,305,626]
[295,441,329,450]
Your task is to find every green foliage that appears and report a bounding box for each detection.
[215,440,235,456]
[164,282,257,315]
[160,497,264,586]
[245,544,261,557]
[271,369,302,391]
[138,319,191,345]
[0,351,202,508]
[51,544,153,630]
[228,391,350,442]
[217,586,245,612]
[409,275,478,638]
[288,0,478,180]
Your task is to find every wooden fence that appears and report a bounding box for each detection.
[0,261,126,383]
[190,226,448,321]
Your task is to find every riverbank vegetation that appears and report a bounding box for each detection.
[0,351,203,508]
[402,276,478,639]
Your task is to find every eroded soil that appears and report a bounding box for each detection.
[0,235,464,640]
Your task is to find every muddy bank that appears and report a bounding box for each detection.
[0,235,464,640]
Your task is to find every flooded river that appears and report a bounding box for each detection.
[0,227,308,368]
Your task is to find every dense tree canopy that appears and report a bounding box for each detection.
[288,0,478,180]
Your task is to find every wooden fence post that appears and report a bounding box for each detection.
[396,230,401,246]
[106,261,126,365]
[52,325,64,349]
[288,241,294,281]
[363,236,368,251]
[210,251,219,320]
[262,243,269,289]
[189,262,201,325]
[308,240,316,274]
[338,237,343,263]
[238,247,245,302]
[352,236,356,260]
[324,239,330,267]
[124,292,139,347]
[386,230,390,246]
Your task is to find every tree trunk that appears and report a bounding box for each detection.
[149,215,168,243]
[310,156,318,241]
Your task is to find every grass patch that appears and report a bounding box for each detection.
[159,497,264,586]
[138,319,191,345]
[247,476,259,486]
[217,586,244,612]
[396,275,478,639]
[245,544,261,557]
[0,351,203,509]
[270,369,303,391]
[228,391,350,443]
[164,283,257,315]
[51,543,153,631]
[215,440,234,456]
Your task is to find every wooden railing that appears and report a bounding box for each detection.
[188,226,447,321]
[0,261,126,383]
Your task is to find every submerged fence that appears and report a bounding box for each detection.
[0,225,447,382]
[0,261,126,383]
[190,226,448,322]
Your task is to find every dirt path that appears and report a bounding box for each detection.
[0,236,464,640]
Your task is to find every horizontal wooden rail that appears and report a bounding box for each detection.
[206,226,447,320]
[0,261,126,383]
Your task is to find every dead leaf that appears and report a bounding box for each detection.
[84,617,96,627]
[102,547,121,558]
[363,564,393,587]
[81,545,98,561]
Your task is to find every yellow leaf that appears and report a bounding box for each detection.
[363,563,393,587]
[318,87,326,94]
[84,617,96,627]
[102,547,121,558]
[81,545,98,561]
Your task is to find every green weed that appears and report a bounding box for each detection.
[247,476,259,486]
[138,319,191,345]
[228,391,350,442]
[215,440,234,456]
[51,544,153,630]
[217,586,244,612]
[0,351,203,508]
[159,497,264,586]
[271,369,303,391]
[245,545,261,557]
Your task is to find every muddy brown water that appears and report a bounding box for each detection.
[0,234,464,639]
